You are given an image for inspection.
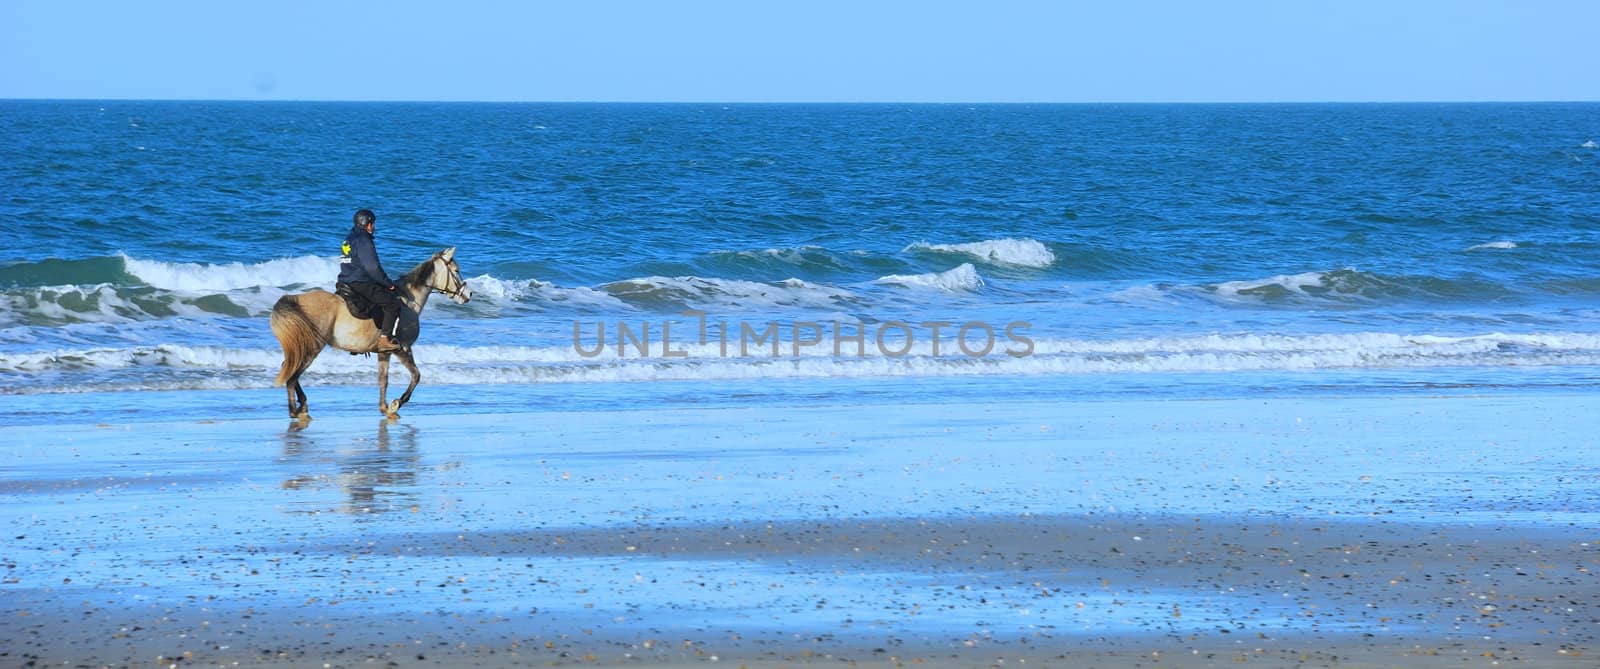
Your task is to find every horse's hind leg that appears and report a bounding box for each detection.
[292,378,309,419]
[290,347,324,419]
[284,382,299,418]
[284,372,310,420]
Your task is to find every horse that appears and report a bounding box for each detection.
[270,247,471,420]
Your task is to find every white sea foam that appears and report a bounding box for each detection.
[1,282,310,326]
[1103,283,1172,304]
[906,238,1056,268]
[1211,271,1334,298]
[1109,268,1471,306]
[1202,268,1419,302]
[601,275,855,310]
[1582,140,1598,149]
[0,253,334,325]
[464,274,546,301]
[122,254,340,291]
[714,245,829,261]
[876,263,985,292]
[1,284,132,325]
[1466,241,1518,251]
[465,275,626,309]
[9,331,1598,394]
[0,283,271,327]
[4,255,638,324]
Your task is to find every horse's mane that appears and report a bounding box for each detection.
[400,255,436,291]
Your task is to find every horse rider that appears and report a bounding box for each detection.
[338,209,402,351]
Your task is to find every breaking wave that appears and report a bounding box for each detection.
[1116,268,1519,306]
[7,331,1598,395]
[0,283,287,327]
[0,254,340,291]
[905,238,1056,268]
[696,245,898,279]
[599,275,857,311]
[1465,241,1518,251]
[123,255,342,291]
[0,254,339,326]
[465,275,627,311]
[876,263,985,292]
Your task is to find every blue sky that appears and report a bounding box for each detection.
[2,0,1595,102]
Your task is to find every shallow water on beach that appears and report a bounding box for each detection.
[4,395,1597,660]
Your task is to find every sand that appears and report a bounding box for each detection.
[2,392,1597,667]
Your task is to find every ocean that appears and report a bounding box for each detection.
[6,101,1600,665]
[3,101,1599,422]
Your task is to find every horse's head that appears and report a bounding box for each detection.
[426,247,472,304]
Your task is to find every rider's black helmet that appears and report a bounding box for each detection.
[354,209,376,227]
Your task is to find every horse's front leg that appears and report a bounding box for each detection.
[377,352,394,417]
[393,349,422,412]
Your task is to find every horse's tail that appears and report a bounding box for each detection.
[270,295,328,387]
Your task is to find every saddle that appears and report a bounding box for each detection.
[334,282,383,323]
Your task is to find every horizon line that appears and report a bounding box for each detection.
[4,96,1599,105]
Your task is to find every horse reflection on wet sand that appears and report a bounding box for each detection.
[281,419,422,515]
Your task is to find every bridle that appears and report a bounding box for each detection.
[431,259,470,302]
[397,257,469,311]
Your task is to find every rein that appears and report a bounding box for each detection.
[435,272,469,301]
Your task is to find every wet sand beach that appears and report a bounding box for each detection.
[3,393,1597,667]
